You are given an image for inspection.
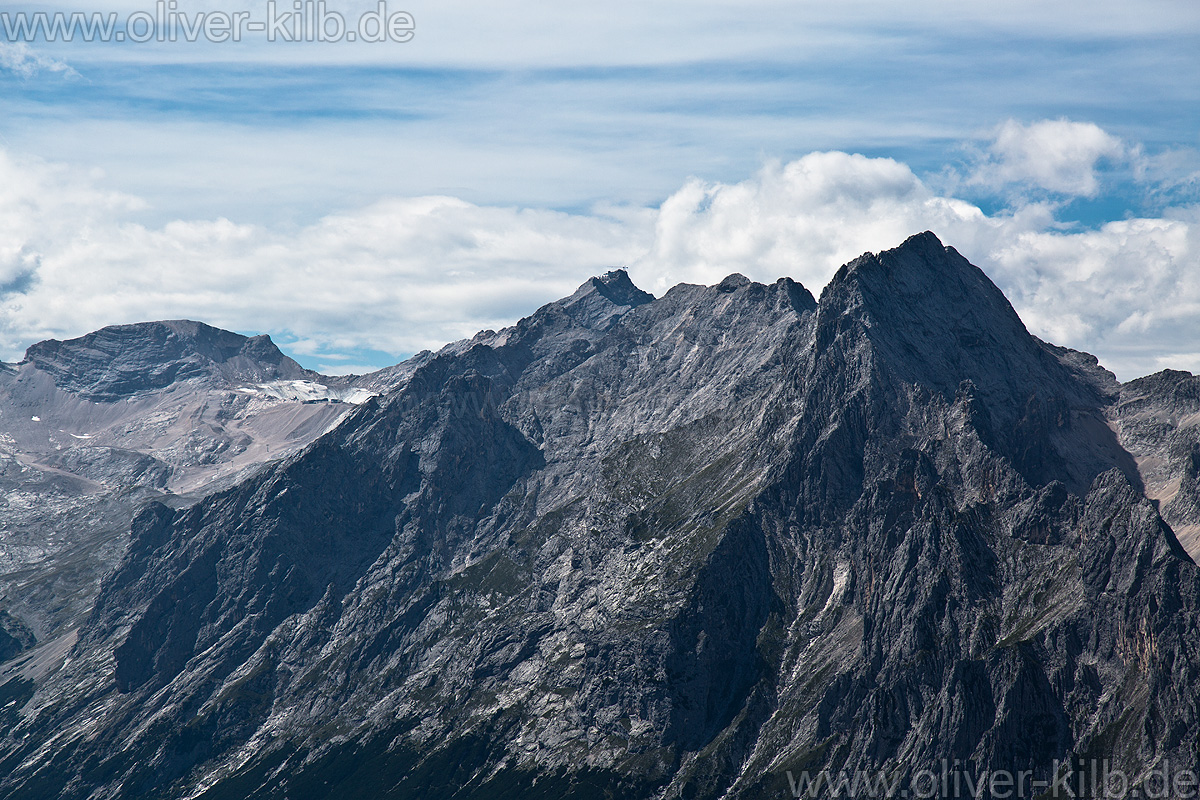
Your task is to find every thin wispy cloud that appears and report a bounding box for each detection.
[3,2,1197,226]
[0,41,77,77]
[7,0,1198,66]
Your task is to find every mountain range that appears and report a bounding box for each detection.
[1,232,1198,799]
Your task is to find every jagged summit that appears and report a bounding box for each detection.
[21,320,308,402]
[552,268,655,331]
[816,232,1139,494]
[821,231,1043,397]
[586,268,655,307]
[824,231,1027,335]
[1121,368,1200,414]
[437,269,656,361]
[716,273,752,292]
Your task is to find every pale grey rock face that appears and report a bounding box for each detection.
[1114,370,1200,557]
[0,242,1198,800]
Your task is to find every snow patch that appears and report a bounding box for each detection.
[237,380,377,405]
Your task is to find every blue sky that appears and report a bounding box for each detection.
[1,0,1199,377]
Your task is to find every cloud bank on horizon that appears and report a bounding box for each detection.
[1,118,1198,380]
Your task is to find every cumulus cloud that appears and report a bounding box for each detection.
[634,146,1199,378]
[982,214,1200,377]
[967,119,1130,197]
[0,150,142,291]
[1,122,1198,380]
[633,152,990,292]
[0,152,653,369]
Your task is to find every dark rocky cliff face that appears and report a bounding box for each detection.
[1,235,1198,800]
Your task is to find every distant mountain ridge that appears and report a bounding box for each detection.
[1,234,1199,800]
[20,320,311,402]
[0,321,388,662]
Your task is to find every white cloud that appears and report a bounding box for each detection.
[981,214,1200,377]
[1,125,1198,381]
[967,119,1129,197]
[0,150,142,291]
[0,42,77,78]
[0,154,653,361]
[632,147,1200,378]
[633,152,990,292]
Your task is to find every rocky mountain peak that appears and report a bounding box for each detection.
[21,320,308,402]
[716,273,752,292]
[544,268,655,332]
[825,231,1025,332]
[812,232,1139,495]
[816,232,1049,409]
[587,268,654,307]
[1121,368,1200,415]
